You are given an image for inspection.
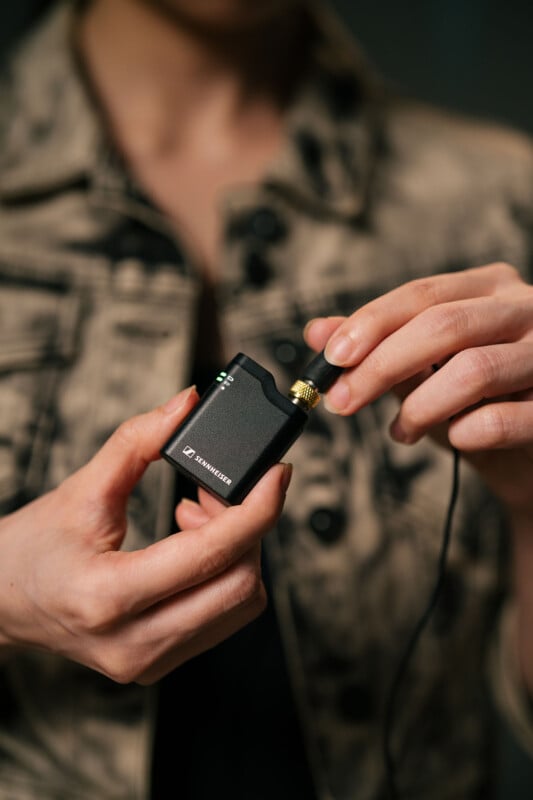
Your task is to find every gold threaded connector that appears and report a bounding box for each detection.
[288,379,320,411]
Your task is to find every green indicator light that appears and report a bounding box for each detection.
[220,371,227,377]
[216,376,223,382]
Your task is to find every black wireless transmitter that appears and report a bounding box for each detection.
[161,351,343,505]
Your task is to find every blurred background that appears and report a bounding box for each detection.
[332,0,533,135]
[2,0,533,133]
[2,0,533,797]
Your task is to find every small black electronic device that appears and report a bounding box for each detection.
[161,348,464,797]
[161,351,342,504]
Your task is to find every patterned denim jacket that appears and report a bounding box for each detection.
[1,3,533,798]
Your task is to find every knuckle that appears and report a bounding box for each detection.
[479,404,508,445]
[68,574,125,635]
[232,562,264,608]
[410,277,441,307]
[362,343,388,381]
[398,399,420,431]
[76,598,114,635]
[218,558,265,615]
[453,348,498,395]
[233,577,267,624]
[249,582,268,617]
[198,544,232,581]
[486,261,521,290]
[490,261,519,281]
[359,303,381,333]
[422,304,470,341]
[98,647,141,684]
[113,417,142,449]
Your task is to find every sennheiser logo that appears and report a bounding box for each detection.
[182,445,232,485]
[194,455,232,485]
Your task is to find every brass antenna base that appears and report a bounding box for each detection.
[288,380,320,411]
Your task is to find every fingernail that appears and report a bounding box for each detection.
[325,334,355,366]
[163,385,197,414]
[178,497,197,508]
[390,415,410,443]
[303,319,318,338]
[323,380,351,413]
[281,463,293,493]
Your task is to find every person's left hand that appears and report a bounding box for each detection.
[304,262,533,516]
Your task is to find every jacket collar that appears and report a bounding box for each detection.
[0,3,105,199]
[0,1,381,221]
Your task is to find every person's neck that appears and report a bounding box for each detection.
[77,0,306,161]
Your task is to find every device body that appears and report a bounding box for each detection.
[161,353,308,504]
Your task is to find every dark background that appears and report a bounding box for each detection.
[2,0,533,134]
[331,0,533,135]
[2,1,533,798]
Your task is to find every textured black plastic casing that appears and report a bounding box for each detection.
[161,353,308,505]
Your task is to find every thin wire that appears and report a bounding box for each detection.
[383,447,461,799]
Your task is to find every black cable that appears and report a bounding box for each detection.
[300,351,344,394]
[298,350,462,798]
[383,446,461,799]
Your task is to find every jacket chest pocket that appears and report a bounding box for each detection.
[0,278,81,512]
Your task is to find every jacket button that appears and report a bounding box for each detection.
[248,207,287,243]
[272,338,305,368]
[226,207,287,244]
[338,683,375,724]
[309,507,346,545]
[244,250,273,287]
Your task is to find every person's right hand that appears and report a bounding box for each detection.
[0,387,291,684]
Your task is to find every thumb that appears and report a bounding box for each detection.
[81,386,199,504]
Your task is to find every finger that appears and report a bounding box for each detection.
[391,343,533,443]
[304,317,345,352]
[138,545,264,683]
[449,400,533,451]
[108,462,291,614]
[196,487,227,518]
[323,264,517,369]
[195,459,291,519]
[81,387,199,504]
[86,545,265,684]
[137,595,265,684]
[175,498,210,530]
[392,368,434,403]
[137,578,266,683]
[325,296,529,415]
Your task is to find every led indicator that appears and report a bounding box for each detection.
[216,371,234,391]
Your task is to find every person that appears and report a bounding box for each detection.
[1,0,533,798]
